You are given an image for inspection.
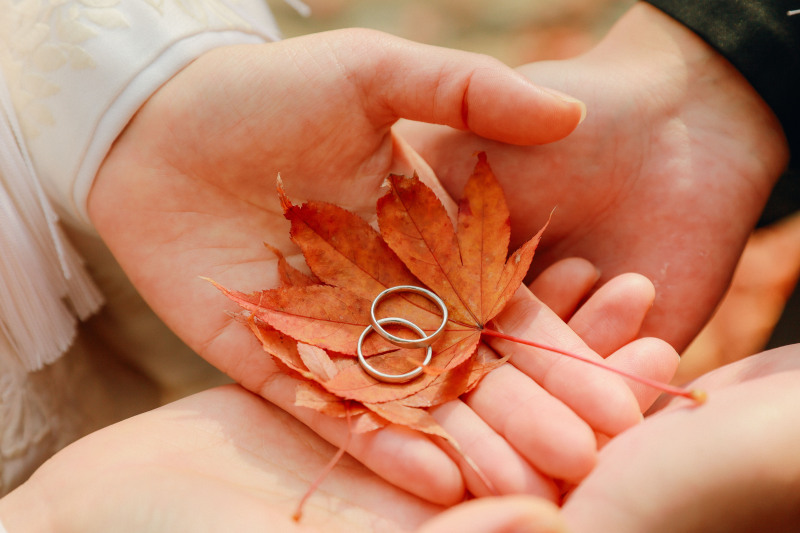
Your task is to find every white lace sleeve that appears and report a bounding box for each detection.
[0,1,287,369]
[0,0,283,227]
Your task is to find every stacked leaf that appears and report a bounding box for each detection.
[213,153,546,441]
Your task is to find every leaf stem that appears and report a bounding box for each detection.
[292,405,354,521]
[481,328,706,404]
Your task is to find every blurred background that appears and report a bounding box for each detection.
[271,0,635,65]
[269,0,800,382]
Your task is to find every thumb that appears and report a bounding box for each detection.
[328,29,586,145]
[417,496,569,533]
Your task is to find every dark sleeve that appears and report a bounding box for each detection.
[642,0,800,169]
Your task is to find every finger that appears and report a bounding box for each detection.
[463,363,598,483]
[605,337,681,412]
[417,496,568,533]
[568,273,656,356]
[430,400,559,500]
[528,257,600,320]
[259,368,466,506]
[330,29,586,145]
[489,286,642,436]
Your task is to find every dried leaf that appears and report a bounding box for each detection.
[377,152,543,329]
[399,342,508,408]
[283,197,418,298]
[364,401,451,441]
[216,154,542,444]
[264,243,318,288]
[217,283,372,354]
[297,343,339,382]
[295,382,388,433]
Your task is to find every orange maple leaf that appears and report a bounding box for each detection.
[213,153,538,420]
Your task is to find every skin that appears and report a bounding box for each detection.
[0,259,645,533]
[678,213,800,381]
[87,29,678,503]
[4,346,796,532]
[458,345,800,533]
[399,2,791,351]
[562,344,800,533]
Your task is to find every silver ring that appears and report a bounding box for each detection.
[370,285,448,349]
[357,317,433,383]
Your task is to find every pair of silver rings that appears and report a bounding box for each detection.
[357,285,448,383]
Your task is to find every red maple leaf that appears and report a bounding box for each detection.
[213,153,538,427]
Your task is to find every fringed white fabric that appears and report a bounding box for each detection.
[0,71,103,372]
[284,0,311,17]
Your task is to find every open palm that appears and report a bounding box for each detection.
[0,385,440,532]
[561,344,800,533]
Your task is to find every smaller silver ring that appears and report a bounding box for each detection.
[357,317,433,383]
[370,285,448,349]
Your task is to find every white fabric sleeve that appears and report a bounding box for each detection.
[0,0,286,370]
[0,69,103,370]
[0,0,283,227]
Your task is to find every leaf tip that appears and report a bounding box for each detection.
[689,389,708,404]
[276,174,293,213]
[470,151,492,178]
[262,241,281,256]
[384,173,405,191]
[199,276,221,289]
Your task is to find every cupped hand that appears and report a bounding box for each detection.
[400,2,790,351]
[561,344,800,533]
[88,29,673,503]
[0,384,575,533]
[440,344,800,533]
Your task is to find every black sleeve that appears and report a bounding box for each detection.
[642,0,800,169]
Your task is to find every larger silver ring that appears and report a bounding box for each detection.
[370,285,448,349]
[357,317,433,383]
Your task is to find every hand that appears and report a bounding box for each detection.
[0,384,574,533]
[0,385,439,533]
[8,348,792,532]
[421,257,679,499]
[88,29,674,503]
[459,345,800,533]
[562,344,800,533]
[399,3,790,350]
[678,212,800,381]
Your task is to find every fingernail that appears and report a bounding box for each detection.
[576,100,587,124]
[563,95,587,125]
[540,87,587,124]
